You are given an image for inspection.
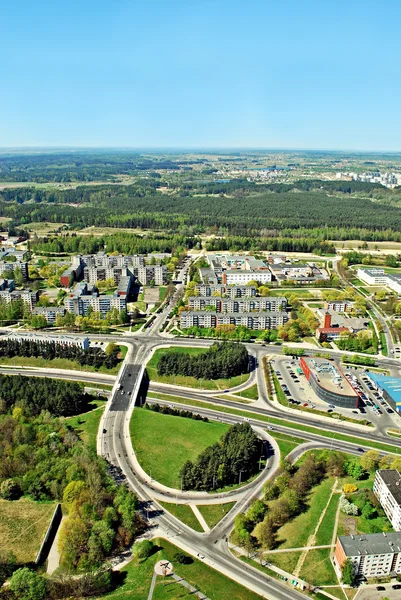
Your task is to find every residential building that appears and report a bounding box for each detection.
[334,532,401,578]
[32,306,65,324]
[373,470,401,531]
[324,300,353,312]
[223,270,272,285]
[0,289,38,310]
[137,265,167,285]
[180,311,288,330]
[0,261,28,280]
[194,284,257,297]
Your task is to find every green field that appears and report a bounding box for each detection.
[272,432,305,459]
[239,384,259,400]
[98,537,262,600]
[146,347,250,391]
[0,499,56,563]
[314,492,340,546]
[153,395,399,455]
[65,400,105,451]
[265,550,302,574]
[197,502,236,528]
[130,408,229,489]
[299,548,338,586]
[274,477,335,549]
[158,501,203,532]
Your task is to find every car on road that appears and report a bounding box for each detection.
[303,402,308,407]
[392,584,401,589]
[267,426,274,430]
[376,586,385,591]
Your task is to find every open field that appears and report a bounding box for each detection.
[65,400,105,451]
[299,548,338,586]
[158,501,203,532]
[274,477,335,549]
[265,550,302,574]
[130,408,229,489]
[25,221,66,236]
[197,502,236,528]
[0,499,56,563]
[146,346,250,391]
[98,537,262,600]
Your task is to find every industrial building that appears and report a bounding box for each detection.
[367,372,401,415]
[6,331,89,349]
[334,532,401,578]
[300,357,359,408]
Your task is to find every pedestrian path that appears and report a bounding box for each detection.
[147,571,157,600]
[190,504,210,532]
[172,574,210,599]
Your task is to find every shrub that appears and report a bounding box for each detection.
[343,483,358,494]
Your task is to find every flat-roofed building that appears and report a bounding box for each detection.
[334,532,401,578]
[6,331,89,349]
[374,470,401,531]
[32,306,65,324]
[367,372,401,415]
[300,356,359,408]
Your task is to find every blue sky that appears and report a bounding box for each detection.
[1,0,401,150]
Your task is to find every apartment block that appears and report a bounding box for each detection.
[374,470,401,531]
[334,532,401,578]
[32,306,65,324]
[180,311,288,330]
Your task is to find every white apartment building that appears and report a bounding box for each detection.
[357,268,401,294]
[223,270,272,285]
[334,532,401,578]
[374,470,401,531]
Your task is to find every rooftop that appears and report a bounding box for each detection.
[376,470,401,504]
[368,372,401,410]
[303,357,359,398]
[339,531,401,557]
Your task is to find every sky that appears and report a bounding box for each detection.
[1,0,401,150]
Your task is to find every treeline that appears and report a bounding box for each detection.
[145,402,209,422]
[205,236,337,254]
[0,374,92,416]
[0,339,120,370]
[0,411,141,574]
[29,232,199,256]
[3,181,401,239]
[180,423,260,490]
[234,451,338,552]
[0,151,180,182]
[156,342,249,380]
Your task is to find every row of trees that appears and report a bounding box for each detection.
[157,342,249,380]
[0,339,120,369]
[145,402,209,422]
[180,423,261,491]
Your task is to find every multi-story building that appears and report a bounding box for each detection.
[373,470,401,531]
[64,277,132,317]
[356,268,401,294]
[32,306,65,324]
[0,261,28,280]
[194,284,257,298]
[334,532,401,578]
[180,311,288,330]
[323,300,353,312]
[188,296,221,311]
[0,289,38,310]
[222,270,272,285]
[300,356,359,408]
[137,265,167,285]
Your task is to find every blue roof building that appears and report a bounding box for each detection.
[367,372,401,414]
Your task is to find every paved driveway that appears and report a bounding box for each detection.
[355,584,401,600]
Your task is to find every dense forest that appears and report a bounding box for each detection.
[180,422,260,490]
[0,410,141,575]
[156,342,249,380]
[0,374,93,416]
[2,177,401,240]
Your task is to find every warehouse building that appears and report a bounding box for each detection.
[300,357,359,408]
[366,372,401,415]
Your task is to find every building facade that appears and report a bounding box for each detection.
[373,470,401,531]
[334,532,401,578]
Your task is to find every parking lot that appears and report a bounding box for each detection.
[355,583,401,600]
[271,356,400,432]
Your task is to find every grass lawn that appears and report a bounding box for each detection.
[154,395,399,456]
[197,502,236,528]
[159,286,168,301]
[158,501,203,532]
[265,551,302,574]
[99,537,262,600]
[275,477,334,549]
[0,499,56,563]
[0,355,121,375]
[299,548,338,586]
[146,347,250,391]
[130,408,229,489]
[239,384,259,400]
[272,432,305,459]
[314,492,340,546]
[65,400,105,452]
